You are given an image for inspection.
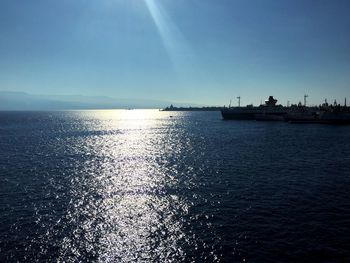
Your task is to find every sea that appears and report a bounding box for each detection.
[0,110,350,263]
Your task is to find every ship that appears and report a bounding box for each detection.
[222,96,350,124]
[284,99,350,124]
[221,96,288,120]
[284,104,320,123]
[318,100,350,124]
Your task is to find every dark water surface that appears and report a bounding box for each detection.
[1,110,350,262]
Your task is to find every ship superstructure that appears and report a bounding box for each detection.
[221,96,288,120]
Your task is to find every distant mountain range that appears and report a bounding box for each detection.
[0,91,201,110]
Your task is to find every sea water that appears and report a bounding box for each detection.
[1,110,350,262]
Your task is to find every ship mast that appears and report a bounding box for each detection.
[304,94,308,106]
[237,96,241,107]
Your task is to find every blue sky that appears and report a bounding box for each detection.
[1,0,350,106]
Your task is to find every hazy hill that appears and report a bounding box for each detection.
[0,91,199,110]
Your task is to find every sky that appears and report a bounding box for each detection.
[1,0,350,106]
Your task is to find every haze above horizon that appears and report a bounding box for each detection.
[1,0,350,108]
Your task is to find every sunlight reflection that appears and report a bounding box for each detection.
[58,109,190,262]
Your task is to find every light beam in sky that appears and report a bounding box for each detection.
[143,0,192,77]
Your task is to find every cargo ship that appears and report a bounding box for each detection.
[221,96,350,124]
[318,101,350,124]
[221,96,288,120]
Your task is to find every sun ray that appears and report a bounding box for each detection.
[143,0,191,75]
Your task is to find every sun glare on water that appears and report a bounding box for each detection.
[54,109,191,261]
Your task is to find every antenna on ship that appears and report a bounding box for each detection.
[345,98,347,107]
[237,96,241,107]
[304,94,308,106]
[229,99,232,108]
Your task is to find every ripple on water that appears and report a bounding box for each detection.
[1,110,350,262]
